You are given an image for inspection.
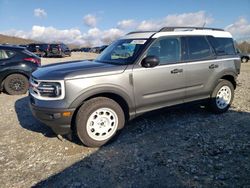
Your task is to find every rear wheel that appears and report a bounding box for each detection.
[76,97,125,147]
[209,80,234,113]
[4,74,29,95]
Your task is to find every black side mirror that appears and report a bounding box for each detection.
[141,56,160,68]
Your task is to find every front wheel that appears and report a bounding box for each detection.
[76,97,125,147]
[209,80,234,113]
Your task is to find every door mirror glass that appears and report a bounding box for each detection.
[141,55,160,68]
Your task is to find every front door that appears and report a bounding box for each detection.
[132,36,186,114]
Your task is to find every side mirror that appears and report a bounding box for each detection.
[141,56,160,68]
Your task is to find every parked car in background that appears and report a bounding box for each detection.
[0,45,40,95]
[48,43,71,57]
[89,45,108,54]
[89,46,100,53]
[236,48,249,63]
[80,47,91,52]
[71,48,81,52]
[27,43,50,57]
[98,45,108,53]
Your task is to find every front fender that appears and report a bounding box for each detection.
[69,84,135,114]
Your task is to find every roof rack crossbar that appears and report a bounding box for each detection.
[159,27,224,32]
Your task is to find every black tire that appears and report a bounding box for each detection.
[209,80,234,114]
[4,74,29,95]
[76,97,125,147]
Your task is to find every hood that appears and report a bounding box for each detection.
[32,60,127,80]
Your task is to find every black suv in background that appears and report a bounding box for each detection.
[27,43,71,57]
[0,45,40,95]
[48,43,71,57]
[27,43,50,57]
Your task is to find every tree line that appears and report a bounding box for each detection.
[236,41,250,53]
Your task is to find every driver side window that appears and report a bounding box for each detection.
[147,37,181,65]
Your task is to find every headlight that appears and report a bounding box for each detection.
[38,82,61,97]
[29,77,65,100]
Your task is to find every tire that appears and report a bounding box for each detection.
[4,74,29,95]
[241,57,248,63]
[76,97,125,147]
[209,80,234,113]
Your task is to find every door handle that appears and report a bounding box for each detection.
[209,64,219,69]
[171,69,183,74]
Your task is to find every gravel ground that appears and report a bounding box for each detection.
[41,52,98,65]
[0,56,249,187]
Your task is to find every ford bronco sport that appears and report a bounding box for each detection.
[29,27,241,147]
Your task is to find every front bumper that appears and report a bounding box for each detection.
[29,102,75,135]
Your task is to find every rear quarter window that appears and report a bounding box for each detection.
[207,36,236,55]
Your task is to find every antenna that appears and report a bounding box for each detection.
[202,20,206,28]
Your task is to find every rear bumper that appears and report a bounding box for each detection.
[29,102,75,135]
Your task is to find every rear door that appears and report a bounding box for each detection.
[133,36,186,114]
[183,36,222,102]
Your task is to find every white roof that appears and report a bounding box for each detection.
[153,30,232,38]
[124,29,232,39]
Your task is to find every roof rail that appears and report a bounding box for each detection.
[159,27,224,32]
[126,31,156,35]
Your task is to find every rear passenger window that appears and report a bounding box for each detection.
[186,36,214,61]
[207,36,236,55]
[0,50,15,59]
[147,37,181,65]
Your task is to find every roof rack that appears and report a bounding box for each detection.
[159,27,224,32]
[126,31,156,35]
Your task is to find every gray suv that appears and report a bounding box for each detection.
[29,27,241,147]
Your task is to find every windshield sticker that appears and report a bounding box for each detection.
[130,40,146,44]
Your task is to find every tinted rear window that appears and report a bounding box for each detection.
[50,44,60,48]
[207,36,236,55]
[186,36,214,61]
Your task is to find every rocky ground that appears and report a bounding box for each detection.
[0,56,249,187]
[41,52,98,65]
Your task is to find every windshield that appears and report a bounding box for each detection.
[95,39,148,65]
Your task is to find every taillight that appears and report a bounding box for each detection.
[24,57,41,66]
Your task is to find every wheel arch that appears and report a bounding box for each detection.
[220,74,237,89]
[69,87,135,131]
[241,56,249,61]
